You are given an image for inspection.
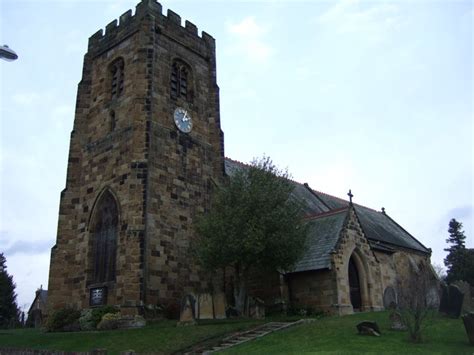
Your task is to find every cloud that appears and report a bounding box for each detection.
[226,16,273,62]
[1,237,54,256]
[318,0,401,42]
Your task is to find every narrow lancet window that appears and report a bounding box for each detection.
[91,191,118,283]
[110,58,124,99]
[170,60,191,100]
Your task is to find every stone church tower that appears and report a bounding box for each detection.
[48,0,225,314]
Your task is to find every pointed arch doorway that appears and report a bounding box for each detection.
[348,256,362,311]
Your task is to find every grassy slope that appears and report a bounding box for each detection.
[0,312,470,354]
[223,311,471,354]
[0,319,262,354]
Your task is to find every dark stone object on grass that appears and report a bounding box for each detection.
[462,312,474,345]
[356,321,381,336]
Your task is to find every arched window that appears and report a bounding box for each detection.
[171,60,190,100]
[110,58,124,99]
[90,190,118,283]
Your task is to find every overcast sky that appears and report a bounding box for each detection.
[1,0,472,311]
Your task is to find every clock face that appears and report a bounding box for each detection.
[173,107,193,133]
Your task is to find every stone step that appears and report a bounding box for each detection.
[198,319,311,354]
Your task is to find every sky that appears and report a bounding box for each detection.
[0,0,472,312]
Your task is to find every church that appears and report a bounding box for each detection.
[47,0,436,316]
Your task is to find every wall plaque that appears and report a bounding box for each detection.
[90,287,107,306]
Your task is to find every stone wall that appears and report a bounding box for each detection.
[288,269,337,314]
[247,270,285,307]
[48,0,224,314]
[375,249,434,309]
[48,24,147,312]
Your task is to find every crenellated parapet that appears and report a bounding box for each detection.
[87,0,215,59]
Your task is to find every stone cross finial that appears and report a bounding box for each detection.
[347,189,353,204]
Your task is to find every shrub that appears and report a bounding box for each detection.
[79,309,95,331]
[45,307,81,332]
[97,312,121,330]
[90,305,119,328]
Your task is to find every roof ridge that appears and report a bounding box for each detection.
[304,207,348,220]
[225,158,381,214]
[306,184,380,213]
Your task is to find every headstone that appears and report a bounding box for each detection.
[356,321,381,337]
[439,283,449,314]
[179,294,196,325]
[248,297,265,319]
[383,287,397,309]
[448,284,464,318]
[453,281,472,314]
[389,311,406,331]
[197,293,214,319]
[426,286,441,310]
[213,292,227,319]
[462,312,474,345]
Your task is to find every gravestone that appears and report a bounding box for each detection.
[389,311,406,330]
[383,286,397,309]
[356,321,381,336]
[197,293,214,319]
[426,286,440,309]
[453,281,472,314]
[462,312,474,345]
[179,294,196,325]
[439,283,449,314]
[448,284,464,318]
[213,292,227,319]
[248,297,265,319]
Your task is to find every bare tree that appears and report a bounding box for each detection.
[397,260,439,343]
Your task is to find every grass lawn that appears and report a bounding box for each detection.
[0,312,470,354]
[223,311,472,354]
[0,318,263,354]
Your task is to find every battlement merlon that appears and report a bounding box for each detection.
[87,0,215,57]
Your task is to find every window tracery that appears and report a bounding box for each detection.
[171,60,191,100]
[91,191,118,283]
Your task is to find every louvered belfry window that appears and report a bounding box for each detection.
[110,58,124,99]
[92,191,118,283]
[171,60,189,100]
